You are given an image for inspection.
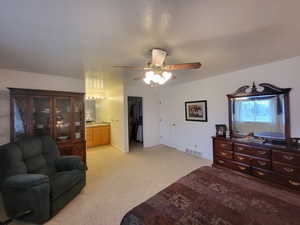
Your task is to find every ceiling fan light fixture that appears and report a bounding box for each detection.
[152,74,161,83]
[143,77,151,84]
[158,77,167,85]
[143,70,172,86]
[144,71,153,84]
[145,71,154,79]
[113,48,201,85]
[162,71,172,80]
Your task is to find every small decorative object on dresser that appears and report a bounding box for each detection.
[185,100,207,122]
[215,124,227,137]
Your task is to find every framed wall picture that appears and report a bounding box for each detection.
[185,100,207,122]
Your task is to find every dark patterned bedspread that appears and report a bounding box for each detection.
[121,166,300,225]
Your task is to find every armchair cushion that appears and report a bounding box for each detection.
[2,174,50,223]
[55,156,85,171]
[50,170,84,200]
[3,174,49,189]
[0,143,27,188]
[17,136,58,176]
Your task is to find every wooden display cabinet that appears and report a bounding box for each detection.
[9,88,86,164]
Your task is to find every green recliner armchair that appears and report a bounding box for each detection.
[0,136,86,224]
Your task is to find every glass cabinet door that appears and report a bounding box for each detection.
[73,97,84,140]
[31,96,52,137]
[54,97,72,142]
[13,95,29,141]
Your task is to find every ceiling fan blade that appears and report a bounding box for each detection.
[113,66,151,70]
[164,62,201,71]
[152,48,167,67]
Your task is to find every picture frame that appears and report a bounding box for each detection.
[185,100,207,122]
[216,124,227,137]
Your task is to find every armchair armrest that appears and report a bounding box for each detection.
[3,174,49,189]
[55,156,85,171]
[2,174,50,223]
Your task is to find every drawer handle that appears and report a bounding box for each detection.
[238,166,247,171]
[218,160,225,164]
[257,151,267,155]
[283,167,295,173]
[221,144,227,148]
[283,155,294,160]
[221,152,227,156]
[257,171,265,176]
[257,161,267,166]
[238,156,245,161]
[218,160,224,164]
[289,180,300,186]
[238,147,244,151]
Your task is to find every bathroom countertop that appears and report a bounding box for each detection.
[86,122,110,128]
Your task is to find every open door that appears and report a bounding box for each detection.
[128,96,143,151]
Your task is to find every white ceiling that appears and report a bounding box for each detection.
[1,0,300,85]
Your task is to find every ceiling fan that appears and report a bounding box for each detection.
[113,48,201,86]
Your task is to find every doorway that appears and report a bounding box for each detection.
[128,96,143,151]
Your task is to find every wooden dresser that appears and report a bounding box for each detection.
[213,136,300,191]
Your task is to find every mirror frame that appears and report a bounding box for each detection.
[227,82,291,140]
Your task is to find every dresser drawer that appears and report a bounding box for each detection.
[234,153,271,169]
[252,168,278,183]
[214,139,233,151]
[253,168,300,191]
[272,150,300,166]
[285,177,300,191]
[234,153,252,164]
[251,157,271,170]
[215,157,250,174]
[273,161,300,178]
[230,161,251,174]
[215,149,233,160]
[235,144,270,159]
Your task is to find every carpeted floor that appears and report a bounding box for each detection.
[0,145,211,225]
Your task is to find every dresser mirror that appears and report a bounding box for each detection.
[228,83,291,140]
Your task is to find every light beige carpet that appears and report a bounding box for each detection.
[0,145,211,225]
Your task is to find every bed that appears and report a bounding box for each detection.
[121,166,300,225]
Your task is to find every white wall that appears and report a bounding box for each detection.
[124,85,161,152]
[0,69,84,145]
[160,56,300,160]
[107,80,125,151]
